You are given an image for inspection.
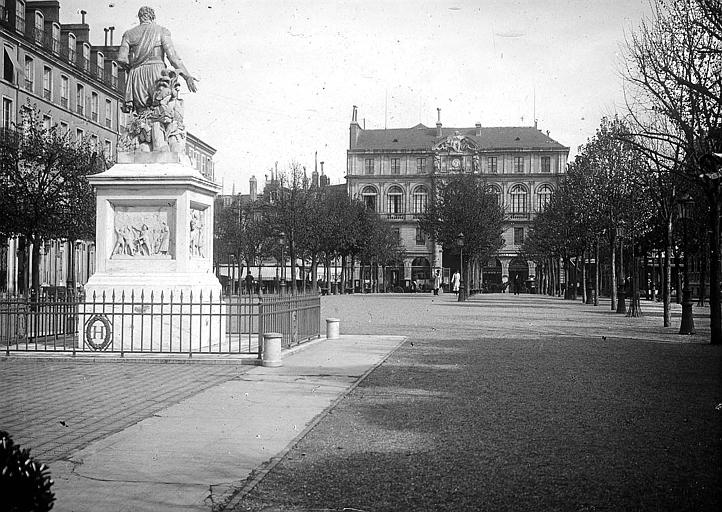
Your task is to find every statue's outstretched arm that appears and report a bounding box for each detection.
[161,29,198,93]
[117,33,131,71]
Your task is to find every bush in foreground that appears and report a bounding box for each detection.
[0,431,55,511]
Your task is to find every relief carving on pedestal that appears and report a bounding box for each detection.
[112,207,174,258]
[189,208,205,258]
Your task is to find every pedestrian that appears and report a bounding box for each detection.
[451,270,461,295]
[514,273,520,295]
[433,269,442,296]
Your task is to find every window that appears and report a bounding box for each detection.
[490,186,502,206]
[90,92,98,121]
[513,156,524,173]
[412,186,428,214]
[60,75,68,108]
[51,24,60,53]
[514,227,524,245]
[510,184,528,214]
[111,61,118,87]
[33,11,43,44]
[96,52,104,79]
[387,186,403,214]
[59,120,68,132]
[105,99,112,128]
[416,158,426,174]
[390,158,400,175]
[67,33,76,63]
[42,66,51,100]
[488,156,498,174]
[541,156,551,173]
[104,139,112,157]
[42,114,51,130]
[415,227,426,246]
[364,158,374,175]
[76,84,84,115]
[537,184,553,211]
[81,44,90,72]
[15,1,25,33]
[2,97,13,128]
[76,127,84,140]
[90,134,98,148]
[3,45,15,82]
[23,55,33,91]
[361,186,377,211]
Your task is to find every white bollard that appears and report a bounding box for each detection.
[262,332,282,367]
[326,318,340,339]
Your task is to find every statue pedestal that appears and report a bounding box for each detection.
[81,153,225,352]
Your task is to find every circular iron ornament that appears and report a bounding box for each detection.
[84,314,113,351]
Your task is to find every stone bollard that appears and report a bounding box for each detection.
[326,318,340,339]
[262,332,282,367]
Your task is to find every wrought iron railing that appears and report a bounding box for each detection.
[1,291,321,358]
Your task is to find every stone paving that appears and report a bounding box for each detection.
[0,360,245,463]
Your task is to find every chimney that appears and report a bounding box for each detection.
[109,26,115,45]
[80,10,87,24]
[349,105,362,150]
[436,108,442,137]
[320,161,324,174]
[104,28,109,46]
[546,130,550,137]
[534,119,538,129]
[250,175,257,201]
[475,122,482,136]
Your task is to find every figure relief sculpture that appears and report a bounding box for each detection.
[189,210,205,258]
[117,6,197,153]
[112,210,173,258]
[472,154,480,173]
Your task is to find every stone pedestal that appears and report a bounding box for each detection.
[81,152,224,352]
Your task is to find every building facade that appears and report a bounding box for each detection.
[346,106,569,291]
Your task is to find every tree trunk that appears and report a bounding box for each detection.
[674,247,682,305]
[594,239,600,306]
[611,236,617,311]
[31,236,41,298]
[708,196,721,344]
[311,254,318,293]
[627,243,642,317]
[698,240,707,307]
[664,221,673,327]
[340,255,347,294]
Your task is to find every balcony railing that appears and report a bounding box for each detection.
[43,89,51,100]
[386,213,406,221]
[24,79,33,92]
[91,112,98,122]
[60,97,68,108]
[76,105,84,116]
[508,212,531,220]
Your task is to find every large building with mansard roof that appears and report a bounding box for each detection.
[346,106,569,291]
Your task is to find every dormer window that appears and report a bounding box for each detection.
[34,11,44,44]
[82,43,90,72]
[96,52,104,79]
[67,33,76,63]
[51,23,60,53]
[15,1,25,33]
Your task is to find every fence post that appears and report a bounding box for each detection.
[257,298,264,360]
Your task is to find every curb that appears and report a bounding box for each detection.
[215,335,408,511]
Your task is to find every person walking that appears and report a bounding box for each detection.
[433,269,442,296]
[513,273,520,295]
[451,270,461,295]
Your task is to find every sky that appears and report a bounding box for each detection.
[59,0,651,193]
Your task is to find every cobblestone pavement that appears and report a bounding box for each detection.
[0,360,246,463]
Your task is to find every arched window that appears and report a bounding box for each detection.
[67,33,76,63]
[489,185,502,207]
[509,184,527,214]
[34,11,44,43]
[361,186,377,212]
[537,184,553,211]
[387,185,403,214]
[82,43,90,71]
[51,24,61,53]
[412,185,428,214]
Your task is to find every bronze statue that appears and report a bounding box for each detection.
[117,6,197,115]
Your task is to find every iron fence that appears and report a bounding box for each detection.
[0,291,320,358]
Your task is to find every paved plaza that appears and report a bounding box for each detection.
[1,293,720,511]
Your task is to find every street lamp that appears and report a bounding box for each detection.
[615,225,627,314]
[457,232,465,302]
[678,194,696,335]
[279,231,286,294]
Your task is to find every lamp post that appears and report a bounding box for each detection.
[616,225,627,314]
[457,232,465,302]
[279,231,286,295]
[678,194,696,335]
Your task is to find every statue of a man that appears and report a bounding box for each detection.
[117,6,197,114]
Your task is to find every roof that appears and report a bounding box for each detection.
[353,125,568,152]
